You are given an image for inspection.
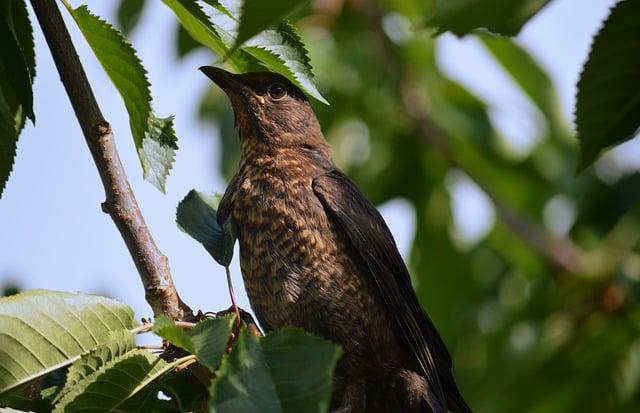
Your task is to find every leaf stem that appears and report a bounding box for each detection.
[225,265,242,329]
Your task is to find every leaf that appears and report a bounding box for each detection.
[176,189,236,267]
[116,0,147,35]
[427,0,551,36]
[163,0,327,103]
[575,0,640,169]
[54,330,136,403]
[0,0,35,199]
[0,290,137,395]
[176,22,203,57]
[153,315,233,370]
[65,5,178,192]
[52,349,177,413]
[233,0,309,50]
[162,0,231,59]
[242,21,328,104]
[209,328,342,413]
[479,34,565,132]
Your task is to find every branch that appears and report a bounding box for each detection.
[30,0,193,319]
[361,2,584,275]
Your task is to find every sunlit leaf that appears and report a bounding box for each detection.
[54,330,136,403]
[52,350,177,412]
[163,0,327,103]
[65,4,178,192]
[0,290,137,395]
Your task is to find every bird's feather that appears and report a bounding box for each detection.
[313,169,472,413]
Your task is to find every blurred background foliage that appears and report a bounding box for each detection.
[131,0,640,411]
[9,0,635,411]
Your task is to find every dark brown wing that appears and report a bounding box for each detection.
[313,169,472,413]
[217,173,240,225]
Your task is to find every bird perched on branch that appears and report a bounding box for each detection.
[200,66,472,413]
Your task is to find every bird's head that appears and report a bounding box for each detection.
[200,66,328,154]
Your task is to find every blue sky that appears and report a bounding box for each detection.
[0,0,628,320]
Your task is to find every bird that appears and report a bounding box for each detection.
[200,66,473,413]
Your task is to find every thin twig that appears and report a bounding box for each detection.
[29,0,193,319]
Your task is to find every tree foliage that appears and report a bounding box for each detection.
[1,0,639,412]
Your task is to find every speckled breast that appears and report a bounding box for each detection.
[229,150,383,346]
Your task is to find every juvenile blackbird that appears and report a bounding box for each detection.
[201,66,472,413]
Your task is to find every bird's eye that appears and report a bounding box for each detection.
[268,83,287,100]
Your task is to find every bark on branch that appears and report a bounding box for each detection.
[30,0,193,319]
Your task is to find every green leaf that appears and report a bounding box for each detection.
[176,189,236,267]
[575,0,640,168]
[0,0,35,199]
[154,315,233,370]
[116,0,147,35]
[479,34,565,132]
[0,290,137,395]
[163,0,327,103]
[66,5,178,192]
[234,0,309,50]
[243,20,328,104]
[52,349,177,413]
[427,0,551,36]
[54,330,136,403]
[209,328,342,413]
[162,0,231,59]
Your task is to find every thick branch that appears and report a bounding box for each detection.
[30,0,192,319]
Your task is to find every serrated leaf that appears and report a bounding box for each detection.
[52,349,177,413]
[575,0,640,169]
[66,4,178,192]
[0,0,35,199]
[427,0,551,37]
[176,189,236,266]
[0,290,137,395]
[54,330,136,403]
[233,0,309,50]
[163,0,327,103]
[163,0,229,58]
[209,328,342,413]
[116,0,147,35]
[153,315,233,370]
[243,21,327,104]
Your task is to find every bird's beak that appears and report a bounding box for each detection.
[199,66,246,97]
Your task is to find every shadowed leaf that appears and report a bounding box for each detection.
[176,189,236,266]
[233,0,310,50]
[575,0,640,169]
[427,0,551,36]
[153,315,233,370]
[0,290,137,396]
[209,328,342,413]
